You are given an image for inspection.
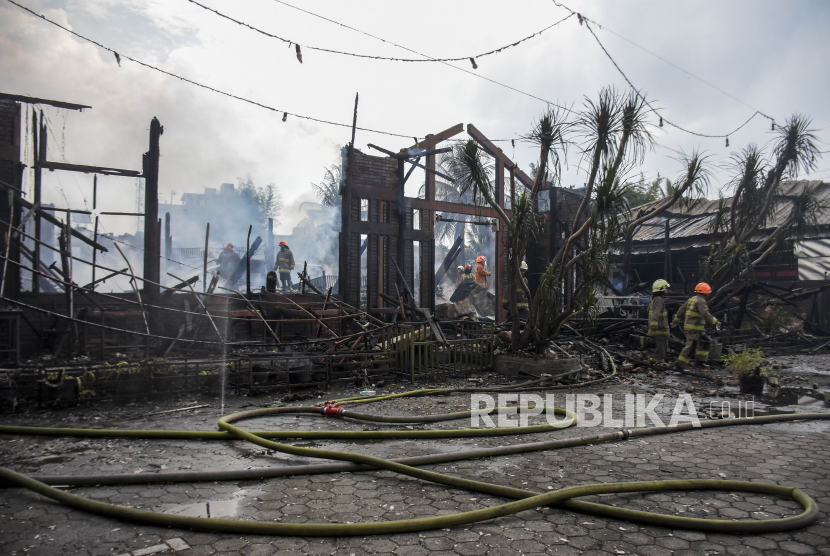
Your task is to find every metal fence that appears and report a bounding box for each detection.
[384,320,495,383]
[310,275,339,292]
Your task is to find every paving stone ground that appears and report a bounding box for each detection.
[1,355,829,555]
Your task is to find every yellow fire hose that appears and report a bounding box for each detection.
[0,349,825,536]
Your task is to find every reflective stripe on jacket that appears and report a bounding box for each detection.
[503,288,529,309]
[475,263,490,288]
[648,295,669,336]
[672,294,717,332]
[276,248,295,273]
[460,272,476,283]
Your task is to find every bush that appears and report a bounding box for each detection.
[723,348,764,378]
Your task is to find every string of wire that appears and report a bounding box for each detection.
[4,0,418,140]
[582,20,765,139]
[266,0,573,112]
[188,0,574,63]
[549,1,775,138]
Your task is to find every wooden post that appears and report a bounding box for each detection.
[246,224,252,295]
[396,157,406,295]
[165,211,172,278]
[33,110,44,293]
[494,157,504,323]
[91,175,98,287]
[266,218,273,271]
[339,93,358,297]
[203,222,210,293]
[0,191,13,296]
[142,117,162,297]
[663,215,672,282]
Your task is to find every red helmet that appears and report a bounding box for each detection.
[476,256,486,263]
[224,243,234,250]
[694,282,712,294]
[464,264,472,272]
[279,240,288,247]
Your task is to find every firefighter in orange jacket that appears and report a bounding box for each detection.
[474,256,491,289]
[672,282,719,369]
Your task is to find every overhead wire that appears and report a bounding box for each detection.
[579,17,778,121]
[187,0,574,64]
[266,0,573,112]
[4,0,419,140]
[551,1,776,139]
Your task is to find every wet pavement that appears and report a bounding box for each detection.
[2,357,830,555]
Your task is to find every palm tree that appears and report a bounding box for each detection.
[312,165,342,207]
[704,115,823,308]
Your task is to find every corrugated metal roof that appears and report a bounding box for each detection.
[629,180,830,244]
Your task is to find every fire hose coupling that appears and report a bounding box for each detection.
[318,401,345,417]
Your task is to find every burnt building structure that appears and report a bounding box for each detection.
[338,123,585,322]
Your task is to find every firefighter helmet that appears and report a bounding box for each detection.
[224,243,234,250]
[464,264,472,272]
[652,279,670,292]
[476,256,486,263]
[279,240,288,247]
[694,282,712,294]
[457,265,464,270]
[520,261,528,271]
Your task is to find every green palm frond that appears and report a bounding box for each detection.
[576,86,624,168]
[774,115,821,179]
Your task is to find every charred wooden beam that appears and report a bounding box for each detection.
[39,161,141,177]
[162,275,199,295]
[0,93,91,111]
[82,268,129,290]
[434,235,464,283]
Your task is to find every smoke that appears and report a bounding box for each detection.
[280,195,341,278]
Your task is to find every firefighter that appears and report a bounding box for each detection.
[648,279,670,363]
[217,243,240,280]
[502,261,530,322]
[456,265,465,284]
[475,255,491,289]
[672,282,719,369]
[460,264,476,283]
[276,240,296,291]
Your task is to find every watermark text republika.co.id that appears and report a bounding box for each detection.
[469,393,710,428]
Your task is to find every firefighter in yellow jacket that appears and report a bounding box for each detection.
[459,264,476,283]
[648,279,670,362]
[276,240,295,291]
[502,261,530,322]
[672,282,719,369]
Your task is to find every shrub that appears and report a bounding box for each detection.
[723,348,764,378]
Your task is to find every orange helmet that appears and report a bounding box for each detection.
[279,240,288,247]
[694,282,712,294]
[476,256,486,263]
[464,264,472,272]
[224,243,234,250]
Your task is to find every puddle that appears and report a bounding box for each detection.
[757,387,826,408]
[158,488,254,518]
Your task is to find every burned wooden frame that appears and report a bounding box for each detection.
[339,123,546,322]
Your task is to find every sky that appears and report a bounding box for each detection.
[1,0,829,240]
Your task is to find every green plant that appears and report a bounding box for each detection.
[723,348,765,378]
